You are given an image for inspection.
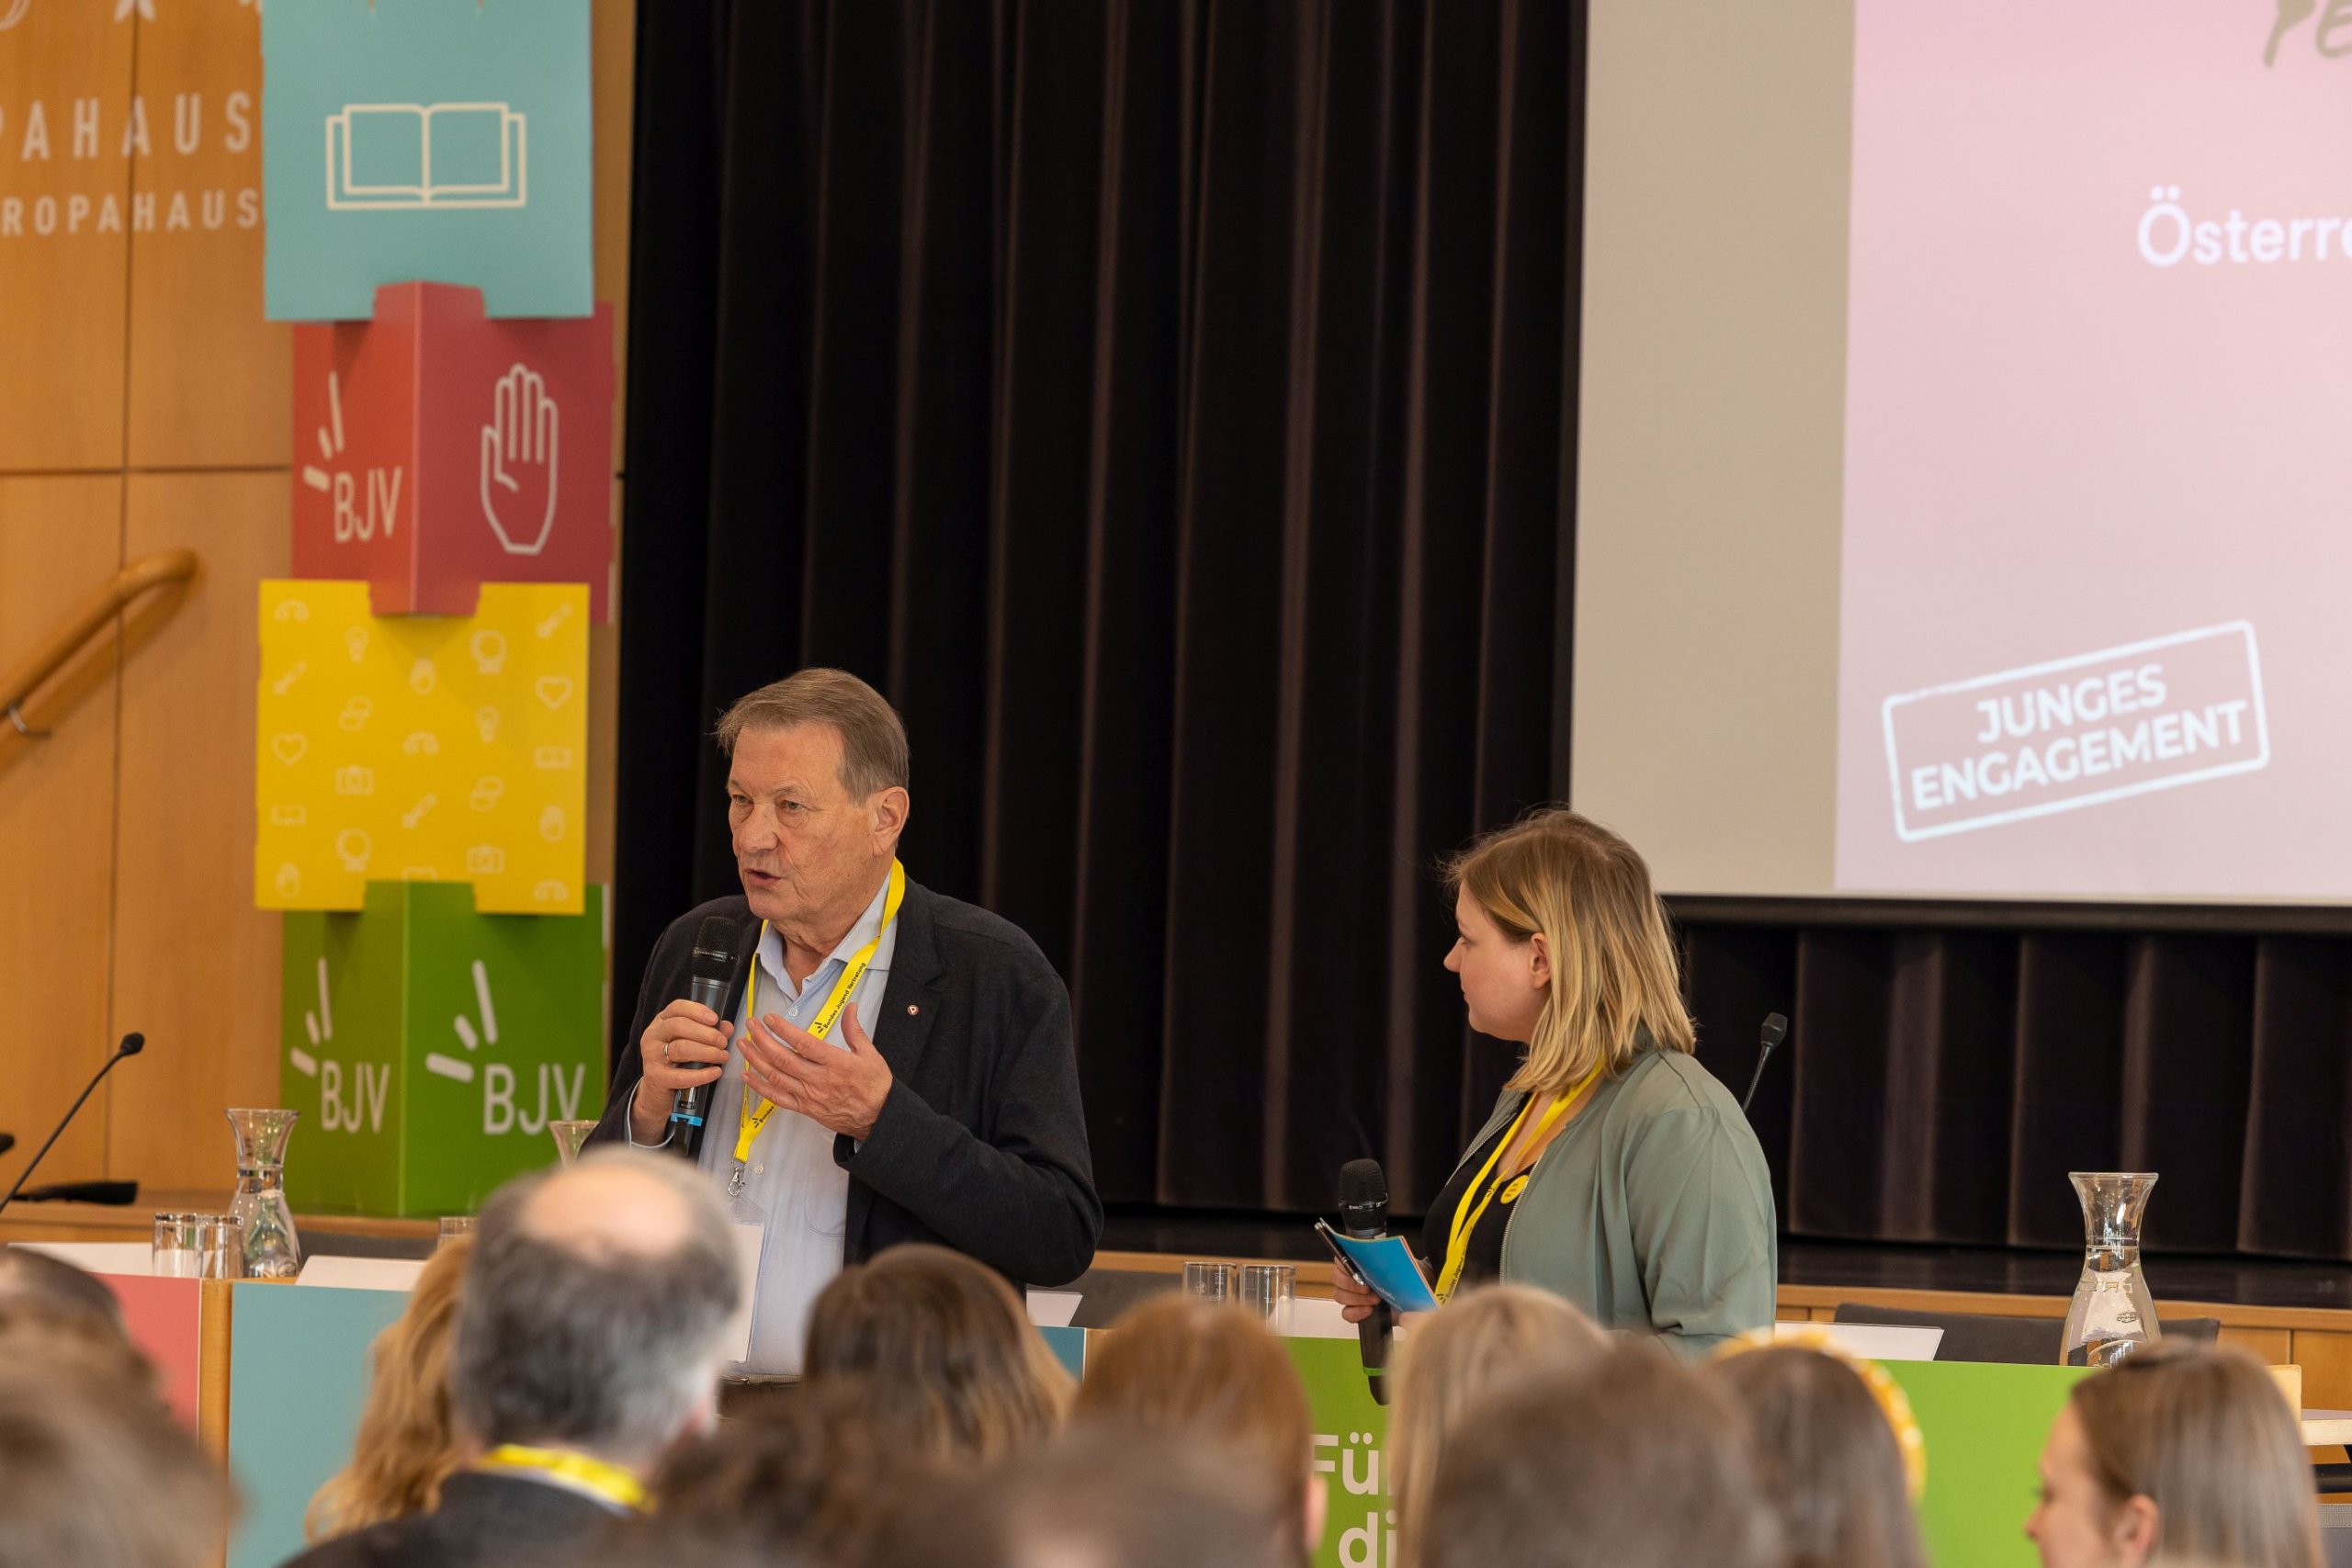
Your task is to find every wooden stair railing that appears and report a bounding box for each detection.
[1,548,199,746]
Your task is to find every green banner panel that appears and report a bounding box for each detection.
[1885,1359,2092,1568]
[280,880,606,1217]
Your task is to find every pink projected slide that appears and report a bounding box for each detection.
[1834,0,2352,898]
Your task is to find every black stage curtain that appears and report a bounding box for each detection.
[1689,924,2352,1260]
[619,0,2352,1258]
[617,0,1579,1212]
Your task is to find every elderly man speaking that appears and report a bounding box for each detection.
[590,668,1099,1373]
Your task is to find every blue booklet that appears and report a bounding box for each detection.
[1317,1221,1442,1313]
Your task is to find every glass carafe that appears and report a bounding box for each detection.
[226,1109,303,1280]
[2061,1171,2159,1367]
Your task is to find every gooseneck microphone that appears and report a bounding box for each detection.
[0,1032,145,1217]
[1339,1157,1396,1406]
[1741,1012,1789,1114]
[670,918,743,1158]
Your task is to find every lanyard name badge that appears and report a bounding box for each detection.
[475,1444,648,1513]
[729,859,907,1202]
[1432,1064,1599,1303]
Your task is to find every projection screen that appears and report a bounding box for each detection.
[1572,0,2352,904]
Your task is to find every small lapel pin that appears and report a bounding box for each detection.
[907,1004,920,1016]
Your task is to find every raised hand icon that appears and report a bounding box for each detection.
[480,363,560,556]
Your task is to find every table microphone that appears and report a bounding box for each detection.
[1339,1157,1396,1406]
[0,1032,144,1217]
[670,917,743,1158]
[1741,1012,1789,1114]
[0,1134,13,1157]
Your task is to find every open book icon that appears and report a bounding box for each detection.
[325,102,528,211]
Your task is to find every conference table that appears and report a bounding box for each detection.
[11,1192,2352,1568]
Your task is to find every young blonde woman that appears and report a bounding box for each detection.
[1386,1284,1611,1568]
[1333,808,1776,1351]
[2026,1340,2320,1568]
[304,1236,475,1541]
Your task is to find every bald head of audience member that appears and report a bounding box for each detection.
[450,1147,740,1472]
[1420,1344,1782,1568]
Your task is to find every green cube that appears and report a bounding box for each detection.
[279,882,608,1217]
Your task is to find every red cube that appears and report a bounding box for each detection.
[292,283,614,620]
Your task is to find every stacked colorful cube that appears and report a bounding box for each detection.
[254,0,609,1215]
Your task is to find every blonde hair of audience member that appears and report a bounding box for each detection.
[803,1243,1072,1468]
[1386,1284,1610,1568]
[0,1359,232,1568]
[1073,1293,1326,1561]
[305,1235,475,1541]
[1711,1344,1928,1568]
[2028,1341,2320,1568]
[1421,1345,1781,1568]
[1445,808,1695,1098]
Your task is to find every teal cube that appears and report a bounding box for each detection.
[279,882,607,1217]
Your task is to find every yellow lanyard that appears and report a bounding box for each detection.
[732,859,906,1174]
[475,1444,648,1512]
[1434,1068,1599,1303]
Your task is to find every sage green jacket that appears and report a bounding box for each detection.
[1451,1044,1777,1355]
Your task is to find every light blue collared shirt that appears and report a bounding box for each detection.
[632,874,898,1373]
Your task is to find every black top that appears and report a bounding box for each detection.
[587,878,1103,1288]
[1420,1115,1528,1294]
[277,1472,620,1568]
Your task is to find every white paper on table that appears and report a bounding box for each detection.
[12,1241,154,1276]
[1025,1289,1081,1328]
[299,1256,427,1292]
[1774,1321,1944,1362]
[1283,1296,1359,1339]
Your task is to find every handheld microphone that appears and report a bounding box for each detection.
[1338,1157,1396,1406]
[1741,1012,1788,1114]
[0,1032,145,1216]
[670,918,743,1158]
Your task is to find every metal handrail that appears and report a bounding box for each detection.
[1,549,199,739]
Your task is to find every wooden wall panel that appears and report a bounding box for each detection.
[0,6,134,470]
[123,0,286,469]
[108,471,285,1189]
[0,475,121,1184]
[2295,1331,2352,1417]
[593,0,634,463]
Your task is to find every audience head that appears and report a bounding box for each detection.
[2028,1341,2319,1568]
[1073,1293,1322,1559]
[1421,1342,1781,1568]
[888,1422,1297,1568]
[0,1246,125,1331]
[804,1242,1071,1468]
[1710,1342,1927,1568]
[1388,1284,1611,1564]
[1443,807,1692,1089]
[305,1234,475,1540]
[652,1376,929,1563]
[451,1147,740,1471]
[0,1359,229,1568]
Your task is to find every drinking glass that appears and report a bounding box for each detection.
[1183,1261,1236,1303]
[1239,1264,1296,1333]
[151,1213,201,1278]
[194,1215,245,1280]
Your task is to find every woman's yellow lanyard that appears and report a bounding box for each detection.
[1434,1066,1600,1303]
[729,859,907,1200]
[474,1443,649,1512]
